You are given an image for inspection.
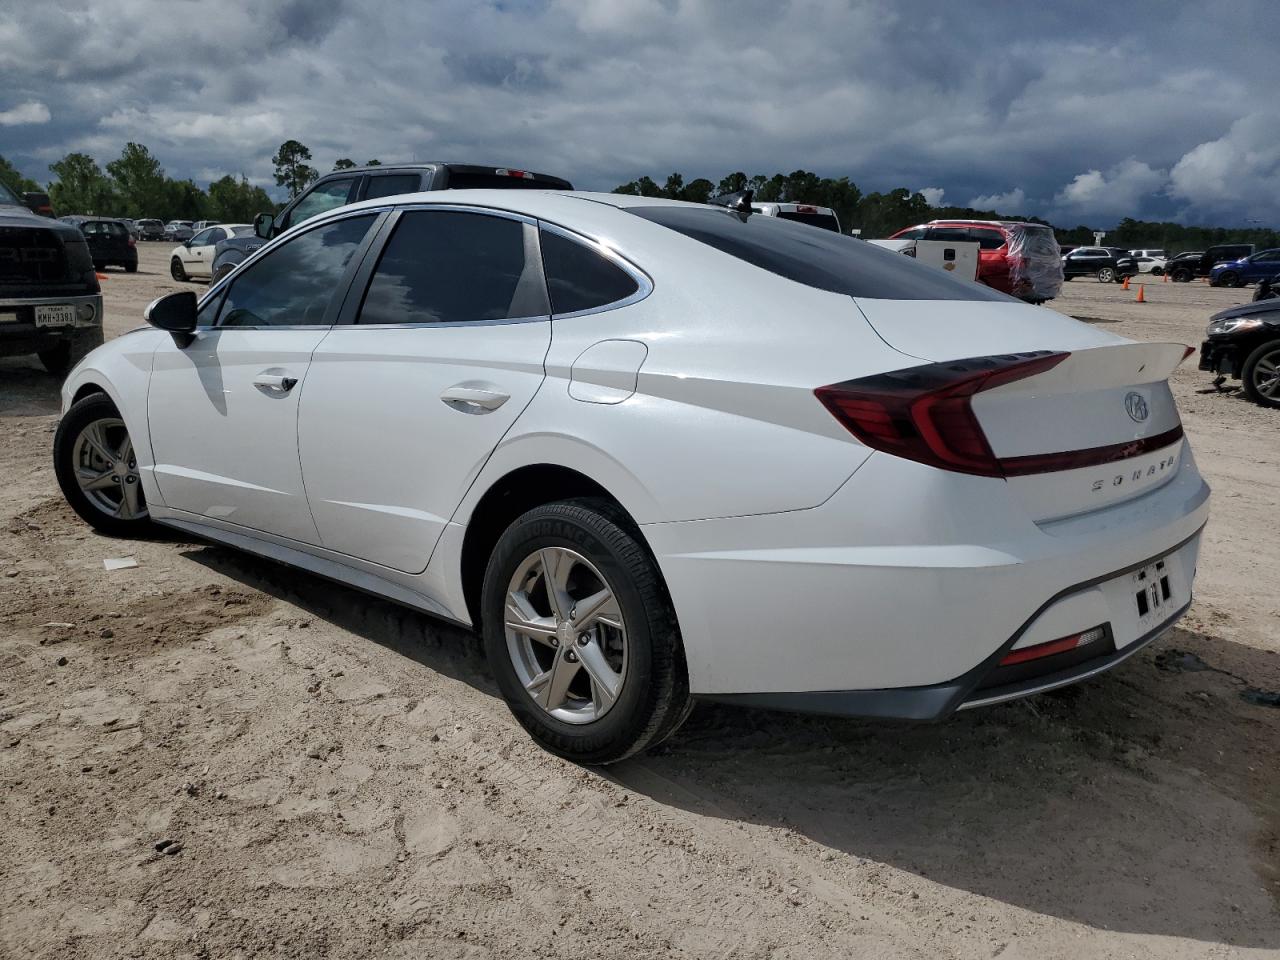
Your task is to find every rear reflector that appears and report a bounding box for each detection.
[1000,626,1107,666]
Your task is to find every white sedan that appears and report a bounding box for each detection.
[1134,255,1168,275]
[54,191,1210,763]
[169,224,252,281]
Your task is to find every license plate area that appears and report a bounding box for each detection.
[35,304,75,328]
[1133,557,1174,624]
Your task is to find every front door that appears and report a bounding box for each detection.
[147,212,380,542]
[299,207,551,573]
[181,227,225,278]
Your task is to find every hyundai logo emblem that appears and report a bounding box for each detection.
[1125,392,1149,423]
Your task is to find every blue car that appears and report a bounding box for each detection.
[1210,248,1280,287]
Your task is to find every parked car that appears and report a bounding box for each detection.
[1133,255,1167,275]
[1061,246,1139,283]
[214,163,575,283]
[1199,298,1280,406]
[749,202,841,232]
[77,218,138,273]
[1167,244,1255,282]
[0,179,103,375]
[1254,275,1279,302]
[1208,248,1280,287]
[135,219,165,241]
[54,191,1208,763]
[169,224,252,281]
[116,218,141,240]
[163,221,194,242]
[191,220,221,231]
[252,163,574,241]
[887,219,1063,302]
[23,191,54,217]
[1129,248,1167,260]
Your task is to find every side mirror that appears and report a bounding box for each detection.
[253,212,274,240]
[145,291,198,347]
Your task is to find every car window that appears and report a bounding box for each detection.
[218,214,376,328]
[364,173,422,200]
[895,227,927,240]
[539,229,641,315]
[356,209,548,325]
[926,227,971,243]
[1255,250,1280,262]
[970,228,1005,250]
[190,228,216,246]
[628,206,1008,301]
[207,228,226,244]
[284,178,357,230]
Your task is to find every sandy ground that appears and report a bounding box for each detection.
[1,247,1278,959]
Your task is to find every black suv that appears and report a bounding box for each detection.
[74,218,138,273]
[211,163,573,283]
[1167,244,1255,283]
[0,181,103,375]
[1061,246,1139,283]
[1199,299,1280,407]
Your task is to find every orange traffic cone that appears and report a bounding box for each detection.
[1135,284,1146,303]
[1162,270,1169,282]
[1122,275,1130,290]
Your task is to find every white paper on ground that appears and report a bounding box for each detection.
[103,557,138,571]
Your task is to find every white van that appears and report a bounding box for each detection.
[750,202,841,233]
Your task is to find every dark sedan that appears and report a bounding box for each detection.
[1200,299,1280,407]
[78,219,138,273]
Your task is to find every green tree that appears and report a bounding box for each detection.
[106,142,167,218]
[48,152,117,215]
[163,179,207,221]
[365,159,381,166]
[333,158,356,170]
[716,172,748,197]
[272,140,318,198]
[0,155,39,195]
[206,174,274,222]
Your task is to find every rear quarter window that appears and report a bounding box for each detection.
[627,206,1009,301]
[539,229,641,315]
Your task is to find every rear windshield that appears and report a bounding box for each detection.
[626,206,1009,301]
[445,171,572,191]
[777,211,840,233]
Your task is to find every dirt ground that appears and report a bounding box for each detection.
[1,246,1278,959]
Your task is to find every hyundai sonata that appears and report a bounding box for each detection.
[53,190,1210,763]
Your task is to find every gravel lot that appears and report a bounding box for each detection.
[1,245,1277,959]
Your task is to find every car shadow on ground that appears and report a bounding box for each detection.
[184,541,1280,947]
[0,359,63,417]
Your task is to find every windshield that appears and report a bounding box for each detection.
[0,180,24,206]
[626,205,1009,301]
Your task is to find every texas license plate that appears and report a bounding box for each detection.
[35,304,75,328]
[1132,556,1175,624]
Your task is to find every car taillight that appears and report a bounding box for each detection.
[497,168,530,179]
[1000,626,1106,666]
[815,352,1069,478]
[128,236,136,246]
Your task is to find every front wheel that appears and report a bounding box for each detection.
[1172,268,1192,283]
[1241,339,1280,408]
[1217,271,1240,288]
[1097,267,1116,283]
[170,258,187,282]
[481,498,691,764]
[53,393,153,536]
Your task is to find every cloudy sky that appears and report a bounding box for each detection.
[2,0,1278,227]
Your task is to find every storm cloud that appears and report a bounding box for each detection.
[1,0,1276,227]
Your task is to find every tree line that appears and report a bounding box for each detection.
[615,170,1280,252]
[0,140,382,224]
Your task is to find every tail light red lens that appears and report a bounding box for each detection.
[815,352,1069,478]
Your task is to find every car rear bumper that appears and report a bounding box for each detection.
[0,293,102,356]
[645,446,1210,718]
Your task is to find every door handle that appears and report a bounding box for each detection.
[253,373,298,393]
[440,384,510,413]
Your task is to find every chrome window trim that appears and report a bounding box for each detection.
[536,220,653,319]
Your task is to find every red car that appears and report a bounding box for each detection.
[888,219,1063,302]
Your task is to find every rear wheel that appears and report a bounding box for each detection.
[53,393,153,536]
[170,258,187,282]
[1241,339,1280,408]
[481,498,690,764]
[125,261,137,274]
[1172,267,1192,283]
[1097,267,1116,283]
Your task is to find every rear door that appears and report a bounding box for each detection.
[147,212,381,542]
[299,206,551,573]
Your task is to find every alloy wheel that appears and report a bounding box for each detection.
[504,546,627,724]
[1252,348,1280,400]
[72,418,146,520]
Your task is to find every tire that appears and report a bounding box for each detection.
[1241,339,1280,409]
[1217,271,1240,288]
[38,327,104,377]
[1152,266,1164,276]
[92,261,105,272]
[125,261,137,274]
[170,258,187,282]
[53,393,153,536]
[481,497,690,764]
[1172,268,1192,283]
[1097,267,1116,284]
[212,263,234,284]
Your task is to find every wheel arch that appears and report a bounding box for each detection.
[457,463,654,631]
